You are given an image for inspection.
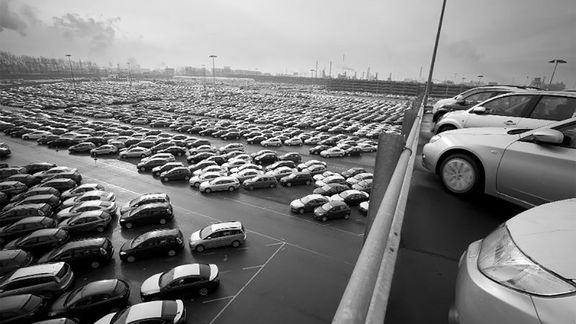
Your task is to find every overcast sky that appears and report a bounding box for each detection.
[1,0,575,86]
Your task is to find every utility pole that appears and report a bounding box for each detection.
[315,60,319,78]
[422,0,447,107]
[209,55,217,102]
[65,54,79,102]
[329,61,332,78]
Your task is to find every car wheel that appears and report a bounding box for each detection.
[321,216,328,222]
[439,153,483,195]
[159,218,167,225]
[184,176,190,180]
[125,222,133,229]
[228,186,236,192]
[248,185,254,191]
[204,188,211,193]
[96,226,105,233]
[298,208,305,214]
[168,249,176,256]
[178,152,183,156]
[305,180,311,185]
[286,182,292,187]
[141,154,146,158]
[140,167,146,172]
[194,182,200,188]
[437,124,457,134]
[120,155,126,159]
[91,261,100,269]
[162,177,168,182]
[344,213,350,220]
[199,287,209,296]
[270,183,276,188]
[195,245,205,253]
[126,256,135,263]
[231,240,241,248]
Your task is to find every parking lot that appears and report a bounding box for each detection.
[0,80,412,323]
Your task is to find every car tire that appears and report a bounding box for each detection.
[228,186,236,192]
[270,183,276,188]
[91,261,100,269]
[184,176,190,180]
[232,240,241,248]
[96,226,105,233]
[344,213,350,220]
[126,256,135,263]
[321,216,328,222]
[286,182,292,187]
[204,188,211,193]
[121,155,126,159]
[178,152,183,156]
[439,153,483,195]
[195,245,205,253]
[437,124,457,134]
[168,249,176,256]
[305,180,311,185]
[125,222,133,229]
[159,218,167,225]
[141,154,146,158]
[194,182,200,188]
[140,167,146,172]
[199,287,209,296]
[162,177,168,182]
[298,208,305,214]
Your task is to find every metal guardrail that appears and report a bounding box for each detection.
[332,104,424,324]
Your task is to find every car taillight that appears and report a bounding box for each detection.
[478,225,576,296]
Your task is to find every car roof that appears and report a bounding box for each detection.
[211,221,243,232]
[171,263,207,279]
[124,300,170,322]
[8,262,65,280]
[61,237,108,249]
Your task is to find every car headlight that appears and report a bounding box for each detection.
[478,225,576,296]
[428,135,442,144]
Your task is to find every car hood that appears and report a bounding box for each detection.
[94,312,116,324]
[190,231,201,242]
[140,273,162,295]
[433,97,456,109]
[290,199,304,208]
[507,199,576,279]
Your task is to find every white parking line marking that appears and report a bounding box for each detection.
[265,242,284,247]
[209,242,286,324]
[202,296,234,304]
[242,265,263,271]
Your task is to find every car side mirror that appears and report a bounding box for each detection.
[471,106,486,114]
[456,98,466,105]
[531,129,564,145]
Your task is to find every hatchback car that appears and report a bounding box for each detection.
[140,263,219,301]
[0,181,28,196]
[118,147,152,159]
[189,221,246,253]
[435,91,576,134]
[2,194,60,212]
[313,200,352,222]
[68,142,96,154]
[0,262,74,298]
[242,174,278,190]
[313,183,350,196]
[152,162,184,177]
[119,202,174,229]
[4,228,70,253]
[136,158,169,173]
[199,176,241,193]
[120,193,170,215]
[0,203,54,226]
[47,279,130,322]
[0,249,34,276]
[34,178,78,192]
[320,147,346,158]
[60,190,116,208]
[0,294,47,323]
[38,237,114,269]
[160,167,192,182]
[450,199,576,324]
[94,299,186,324]
[60,183,104,200]
[56,200,117,222]
[120,228,184,263]
[422,118,576,208]
[0,216,56,245]
[189,171,222,188]
[290,194,330,214]
[58,210,112,234]
[330,189,370,206]
[90,144,119,157]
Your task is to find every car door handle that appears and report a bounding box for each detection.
[504,120,517,126]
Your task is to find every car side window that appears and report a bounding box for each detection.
[530,96,576,121]
[482,95,533,117]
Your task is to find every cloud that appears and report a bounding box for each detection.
[0,0,39,36]
[52,14,120,52]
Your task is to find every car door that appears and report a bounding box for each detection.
[496,122,576,206]
[464,94,536,128]
[518,95,576,129]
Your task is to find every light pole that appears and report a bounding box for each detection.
[477,75,484,85]
[209,55,217,87]
[127,62,132,87]
[422,0,447,107]
[310,69,315,78]
[548,59,567,89]
[65,54,79,102]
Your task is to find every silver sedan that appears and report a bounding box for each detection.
[422,117,576,208]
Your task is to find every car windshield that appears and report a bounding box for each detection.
[159,269,176,288]
[66,285,90,306]
[301,195,315,204]
[110,307,130,323]
[131,232,152,248]
[200,226,213,239]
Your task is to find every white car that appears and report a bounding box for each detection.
[192,165,225,177]
[231,169,263,183]
[315,174,346,188]
[261,138,282,147]
[140,264,219,301]
[451,199,576,324]
[94,300,186,324]
[346,172,374,186]
[189,171,222,188]
[22,131,51,140]
[320,147,346,158]
[199,176,240,193]
[141,153,175,163]
[119,147,152,159]
[90,144,118,156]
[60,190,116,208]
[422,117,576,208]
[265,166,294,180]
[284,137,303,146]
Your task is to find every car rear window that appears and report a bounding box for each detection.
[56,263,70,279]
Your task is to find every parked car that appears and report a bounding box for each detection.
[314,174,346,188]
[320,147,346,158]
[242,174,278,190]
[230,169,263,183]
[0,262,74,298]
[0,181,28,196]
[0,203,54,226]
[434,91,576,134]
[120,228,184,263]
[47,279,130,322]
[140,263,219,301]
[341,167,368,178]
[313,183,350,196]
[189,171,223,188]
[199,176,241,193]
[279,171,313,187]
[0,216,56,245]
[60,190,116,208]
[58,210,112,234]
[2,194,60,212]
[152,162,184,177]
[330,189,369,206]
[189,221,246,253]
[90,144,119,157]
[136,158,169,172]
[60,183,104,200]
[450,199,576,324]
[120,193,170,215]
[68,142,96,154]
[3,228,70,253]
[6,174,40,187]
[279,152,302,163]
[94,299,186,324]
[313,200,351,222]
[119,146,152,159]
[309,144,331,155]
[352,179,373,193]
[119,202,173,229]
[33,167,78,181]
[56,200,116,222]
[0,294,47,323]
[159,167,192,182]
[37,237,114,269]
[290,194,330,214]
[0,249,34,276]
[34,178,78,193]
[422,118,576,208]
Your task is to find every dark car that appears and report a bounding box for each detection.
[289,194,330,214]
[313,200,351,222]
[152,162,184,177]
[37,135,59,145]
[160,167,192,182]
[47,279,130,322]
[67,142,96,154]
[0,250,34,276]
[0,167,26,181]
[344,146,362,157]
[58,210,112,235]
[83,137,107,146]
[188,160,218,173]
[119,202,174,229]
[0,294,47,324]
[32,318,79,324]
[265,160,296,171]
[309,144,331,155]
[60,183,104,201]
[2,194,60,212]
[23,163,57,174]
[279,152,302,164]
[158,146,187,157]
[120,228,184,263]
[120,193,170,215]
[0,216,57,245]
[242,175,278,190]
[186,151,215,164]
[313,183,350,196]
[140,263,219,301]
[280,172,313,187]
[136,158,169,172]
[35,178,78,192]
[37,237,114,269]
[4,228,70,254]
[330,189,370,206]
[150,142,175,154]
[0,192,7,209]
[341,167,368,178]
[253,152,278,165]
[40,172,82,185]
[221,132,240,140]
[204,155,226,165]
[186,139,211,148]
[0,203,54,226]
[0,181,28,197]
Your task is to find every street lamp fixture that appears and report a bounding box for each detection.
[548,59,567,88]
[65,54,79,102]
